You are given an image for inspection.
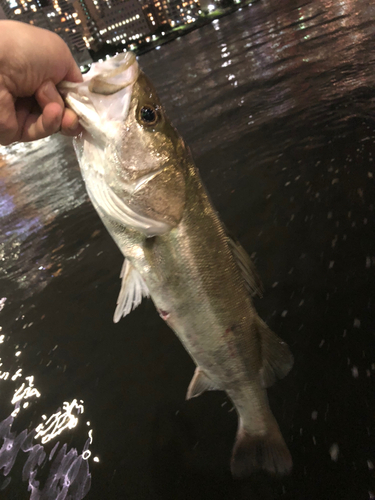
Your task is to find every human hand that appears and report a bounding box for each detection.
[0,20,83,146]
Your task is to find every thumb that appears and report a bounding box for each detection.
[35,79,64,110]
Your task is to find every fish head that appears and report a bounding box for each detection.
[60,53,187,237]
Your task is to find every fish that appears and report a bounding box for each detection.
[59,52,294,478]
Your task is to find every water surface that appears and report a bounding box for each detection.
[0,0,375,498]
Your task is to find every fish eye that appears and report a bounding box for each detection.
[139,105,159,126]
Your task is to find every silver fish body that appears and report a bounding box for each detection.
[61,53,293,477]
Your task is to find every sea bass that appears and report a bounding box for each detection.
[60,53,293,477]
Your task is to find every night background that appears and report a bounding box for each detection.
[0,0,375,499]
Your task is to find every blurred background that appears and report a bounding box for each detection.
[0,0,375,499]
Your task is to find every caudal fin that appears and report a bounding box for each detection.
[231,424,292,478]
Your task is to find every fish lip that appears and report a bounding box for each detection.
[58,53,139,132]
[65,91,91,107]
[58,81,84,99]
[58,82,93,118]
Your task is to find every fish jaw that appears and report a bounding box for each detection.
[59,52,139,143]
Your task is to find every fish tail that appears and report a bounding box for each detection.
[231,419,292,478]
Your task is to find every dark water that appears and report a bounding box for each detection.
[1,0,375,498]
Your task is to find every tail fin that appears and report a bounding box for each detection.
[231,423,292,478]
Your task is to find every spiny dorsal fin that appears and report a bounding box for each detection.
[256,317,294,388]
[113,259,150,323]
[186,367,219,400]
[227,235,264,297]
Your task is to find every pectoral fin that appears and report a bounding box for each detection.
[186,368,219,400]
[256,317,293,388]
[113,259,150,323]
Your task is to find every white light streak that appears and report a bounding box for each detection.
[34,399,84,444]
[0,298,7,312]
[11,369,22,381]
[11,376,41,405]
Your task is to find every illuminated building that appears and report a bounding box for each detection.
[138,0,168,30]
[161,0,201,27]
[73,0,150,49]
[0,0,91,65]
[143,0,201,29]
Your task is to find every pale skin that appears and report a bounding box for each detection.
[0,20,83,146]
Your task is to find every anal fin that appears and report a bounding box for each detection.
[256,317,293,388]
[186,368,219,400]
[113,258,150,323]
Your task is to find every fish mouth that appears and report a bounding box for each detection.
[58,52,139,132]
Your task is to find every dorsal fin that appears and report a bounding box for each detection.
[113,259,150,323]
[227,235,264,297]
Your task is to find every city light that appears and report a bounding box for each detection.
[0,0,230,56]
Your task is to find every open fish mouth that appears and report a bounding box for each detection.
[58,52,139,133]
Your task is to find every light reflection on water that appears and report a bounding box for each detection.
[0,136,87,297]
[0,299,94,498]
[0,410,91,499]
